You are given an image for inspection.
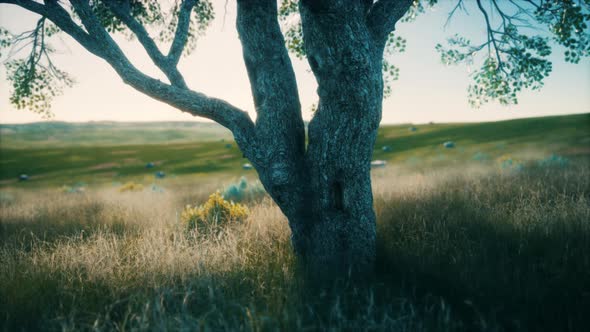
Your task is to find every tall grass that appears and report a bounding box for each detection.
[1,160,589,331]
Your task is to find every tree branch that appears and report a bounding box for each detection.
[0,0,101,54]
[236,0,305,158]
[167,0,196,66]
[0,0,257,151]
[367,0,414,44]
[236,0,301,114]
[102,0,188,89]
[475,0,506,72]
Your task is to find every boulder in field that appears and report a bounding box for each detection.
[443,141,455,148]
[145,162,155,169]
[18,174,29,181]
[381,145,392,152]
[242,163,253,170]
[155,171,166,179]
[370,160,387,168]
[409,126,417,132]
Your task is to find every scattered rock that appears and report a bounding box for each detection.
[242,163,253,170]
[443,141,455,148]
[381,145,393,152]
[155,171,166,179]
[18,174,29,181]
[145,162,155,169]
[370,160,387,168]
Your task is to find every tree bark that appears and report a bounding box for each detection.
[236,2,386,274]
[299,3,384,274]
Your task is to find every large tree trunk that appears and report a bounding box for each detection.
[283,2,385,273]
[237,0,386,274]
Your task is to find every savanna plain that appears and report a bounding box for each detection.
[1,113,589,331]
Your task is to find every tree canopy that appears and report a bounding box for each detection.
[0,0,588,118]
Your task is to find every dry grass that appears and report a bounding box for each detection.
[1,160,589,331]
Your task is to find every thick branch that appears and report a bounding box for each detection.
[167,0,196,66]
[367,0,414,44]
[1,0,256,151]
[103,1,188,88]
[0,0,102,54]
[236,0,305,160]
[235,0,306,222]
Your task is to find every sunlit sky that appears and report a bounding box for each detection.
[0,1,588,125]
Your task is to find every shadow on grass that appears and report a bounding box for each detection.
[375,164,590,331]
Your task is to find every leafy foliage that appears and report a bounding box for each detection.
[535,0,590,64]
[434,0,588,107]
[157,0,215,57]
[279,0,305,60]
[2,18,73,117]
[382,33,407,97]
[6,60,74,117]
[400,0,439,23]
[1,1,215,115]
[89,0,163,34]
[0,28,12,57]
[279,0,408,101]
[283,23,305,59]
[437,31,553,106]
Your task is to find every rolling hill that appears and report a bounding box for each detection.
[1,113,588,187]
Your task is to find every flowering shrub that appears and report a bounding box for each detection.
[118,182,144,192]
[181,191,249,233]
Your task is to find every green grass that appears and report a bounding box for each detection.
[1,113,589,187]
[0,121,232,148]
[372,113,590,168]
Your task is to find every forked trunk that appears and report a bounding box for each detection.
[237,1,387,274]
[274,3,384,273]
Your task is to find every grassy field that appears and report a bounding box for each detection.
[1,113,589,331]
[1,113,588,187]
[0,121,232,148]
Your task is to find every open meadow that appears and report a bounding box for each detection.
[1,114,589,331]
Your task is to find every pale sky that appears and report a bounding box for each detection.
[0,1,588,125]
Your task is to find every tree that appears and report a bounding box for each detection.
[1,0,588,273]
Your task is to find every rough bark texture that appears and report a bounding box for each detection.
[236,1,389,274]
[297,1,385,273]
[240,1,396,273]
[1,0,413,275]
